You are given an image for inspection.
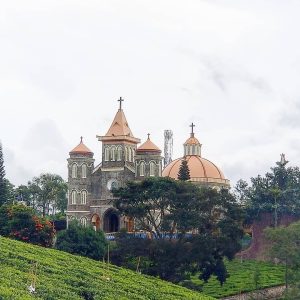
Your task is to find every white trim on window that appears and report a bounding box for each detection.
[140,161,145,176]
[105,147,110,161]
[125,147,128,161]
[80,217,87,227]
[117,146,122,161]
[81,190,87,205]
[150,161,155,176]
[71,190,77,204]
[71,163,77,178]
[82,164,87,178]
[111,146,116,161]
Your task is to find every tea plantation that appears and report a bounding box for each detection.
[193,259,285,298]
[0,237,215,300]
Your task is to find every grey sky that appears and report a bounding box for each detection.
[1,0,300,186]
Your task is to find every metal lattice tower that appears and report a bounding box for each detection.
[164,130,173,167]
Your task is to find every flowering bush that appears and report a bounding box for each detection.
[0,204,55,247]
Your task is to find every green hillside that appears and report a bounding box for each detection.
[0,237,214,300]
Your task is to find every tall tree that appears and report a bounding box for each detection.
[235,155,300,224]
[113,177,243,284]
[27,173,68,216]
[177,159,191,181]
[0,142,8,206]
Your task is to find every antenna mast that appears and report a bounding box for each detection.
[164,130,173,167]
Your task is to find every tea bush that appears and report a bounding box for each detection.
[0,237,215,300]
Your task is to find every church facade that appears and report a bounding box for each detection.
[66,99,163,232]
[66,98,229,233]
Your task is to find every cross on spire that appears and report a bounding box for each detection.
[190,122,195,135]
[80,136,83,143]
[147,133,150,139]
[118,97,124,110]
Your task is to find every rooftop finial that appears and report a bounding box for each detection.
[118,97,124,110]
[80,136,83,143]
[190,122,195,137]
[147,133,150,139]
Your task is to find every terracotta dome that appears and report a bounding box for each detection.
[162,125,230,187]
[163,156,229,185]
[184,134,200,145]
[69,137,94,156]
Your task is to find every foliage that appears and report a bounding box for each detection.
[191,259,285,299]
[56,221,107,260]
[0,236,215,300]
[265,221,300,298]
[113,177,244,285]
[177,159,190,181]
[0,142,8,206]
[234,157,300,224]
[5,178,16,203]
[16,173,68,216]
[0,204,55,247]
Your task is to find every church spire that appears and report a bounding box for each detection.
[97,97,140,144]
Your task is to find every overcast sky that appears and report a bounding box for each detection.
[1,0,300,187]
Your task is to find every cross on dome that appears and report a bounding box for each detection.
[147,133,150,139]
[190,122,195,136]
[118,97,124,110]
[80,136,83,143]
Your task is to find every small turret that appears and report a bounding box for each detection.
[135,134,163,179]
[67,137,94,209]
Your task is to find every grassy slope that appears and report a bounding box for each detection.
[0,237,214,300]
[192,259,285,299]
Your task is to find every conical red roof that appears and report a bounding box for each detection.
[105,109,134,137]
[137,136,161,153]
[69,138,93,156]
[97,106,140,144]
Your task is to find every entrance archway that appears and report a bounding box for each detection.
[91,214,101,231]
[103,210,119,233]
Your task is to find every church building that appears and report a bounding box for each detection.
[66,98,229,232]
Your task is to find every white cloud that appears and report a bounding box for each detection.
[1,0,300,186]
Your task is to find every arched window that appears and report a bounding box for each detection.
[71,164,77,178]
[192,145,195,155]
[82,164,87,178]
[111,146,116,161]
[128,147,132,162]
[105,147,110,161]
[117,146,122,161]
[80,217,87,227]
[81,190,87,205]
[150,161,155,176]
[71,190,77,204]
[125,147,128,161]
[140,162,145,176]
[131,148,135,162]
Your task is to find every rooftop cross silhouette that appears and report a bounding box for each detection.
[118,97,124,110]
[190,122,195,134]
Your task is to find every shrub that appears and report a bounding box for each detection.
[55,221,107,260]
[0,204,55,247]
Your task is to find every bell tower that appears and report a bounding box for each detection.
[66,137,94,227]
[97,98,140,170]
